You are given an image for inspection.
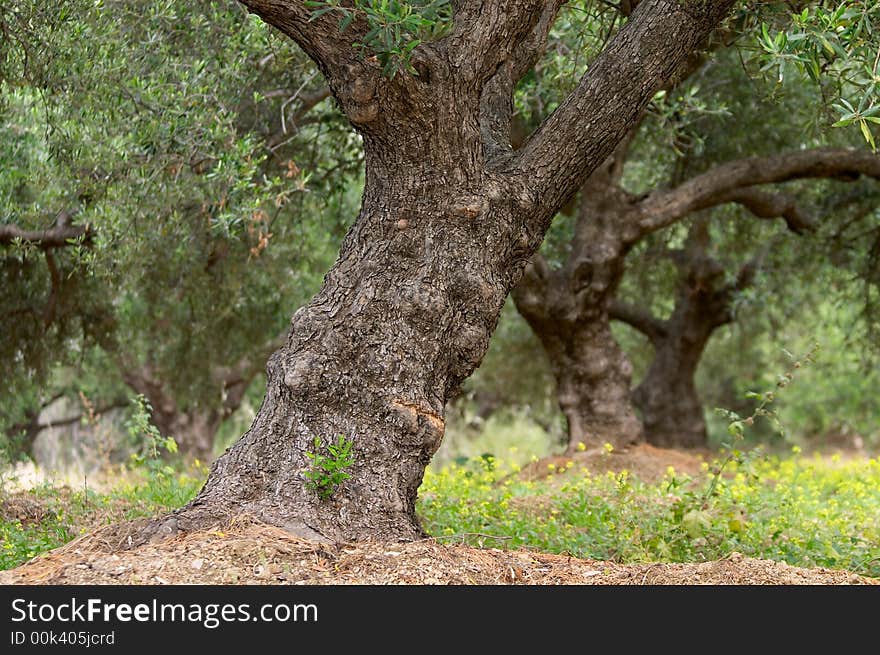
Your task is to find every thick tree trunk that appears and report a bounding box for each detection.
[513,279,642,452]
[131,0,735,544]
[176,173,526,542]
[631,222,736,448]
[545,317,641,452]
[163,76,538,539]
[632,331,711,449]
[139,51,534,544]
[513,167,644,452]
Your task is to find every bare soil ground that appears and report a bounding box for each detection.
[0,517,873,586]
[517,443,710,483]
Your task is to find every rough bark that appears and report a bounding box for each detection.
[513,161,643,452]
[133,0,736,544]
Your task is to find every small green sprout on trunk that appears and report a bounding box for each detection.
[304,435,355,500]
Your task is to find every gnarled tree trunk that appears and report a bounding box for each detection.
[523,312,642,452]
[137,0,735,544]
[179,101,550,540]
[627,220,747,448]
[513,131,880,454]
[513,165,643,452]
[631,319,716,449]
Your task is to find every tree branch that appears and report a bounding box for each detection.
[510,0,735,215]
[0,222,93,248]
[290,86,332,123]
[717,187,816,234]
[479,1,566,161]
[266,86,332,151]
[635,147,880,234]
[238,1,369,77]
[609,299,668,344]
[32,399,130,433]
[448,1,549,82]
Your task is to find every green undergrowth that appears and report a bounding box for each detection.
[419,448,880,578]
[0,463,205,569]
[2,450,879,577]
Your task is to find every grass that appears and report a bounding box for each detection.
[419,448,880,577]
[0,463,205,569]
[2,449,878,577]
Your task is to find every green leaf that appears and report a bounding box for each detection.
[682,510,711,539]
[308,6,336,21]
[859,119,876,149]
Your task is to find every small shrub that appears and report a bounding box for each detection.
[304,435,355,500]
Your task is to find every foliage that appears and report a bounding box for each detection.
[4,446,878,576]
[512,1,619,124]
[1,0,360,440]
[2,0,880,574]
[306,0,452,77]
[753,0,880,148]
[709,292,880,448]
[418,450,880,577]
[304,435,355,500]
[125,394,179,481]
[715,342,819,444]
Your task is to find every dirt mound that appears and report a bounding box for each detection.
[518,443,709,483]
[2,520,873,585]
[1,494,50,526]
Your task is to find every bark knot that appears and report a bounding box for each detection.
[348,103,379,125]
[282,355,321,392]
[390,399,445,434]
[341,70,380,125]
[450,194,489,220]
